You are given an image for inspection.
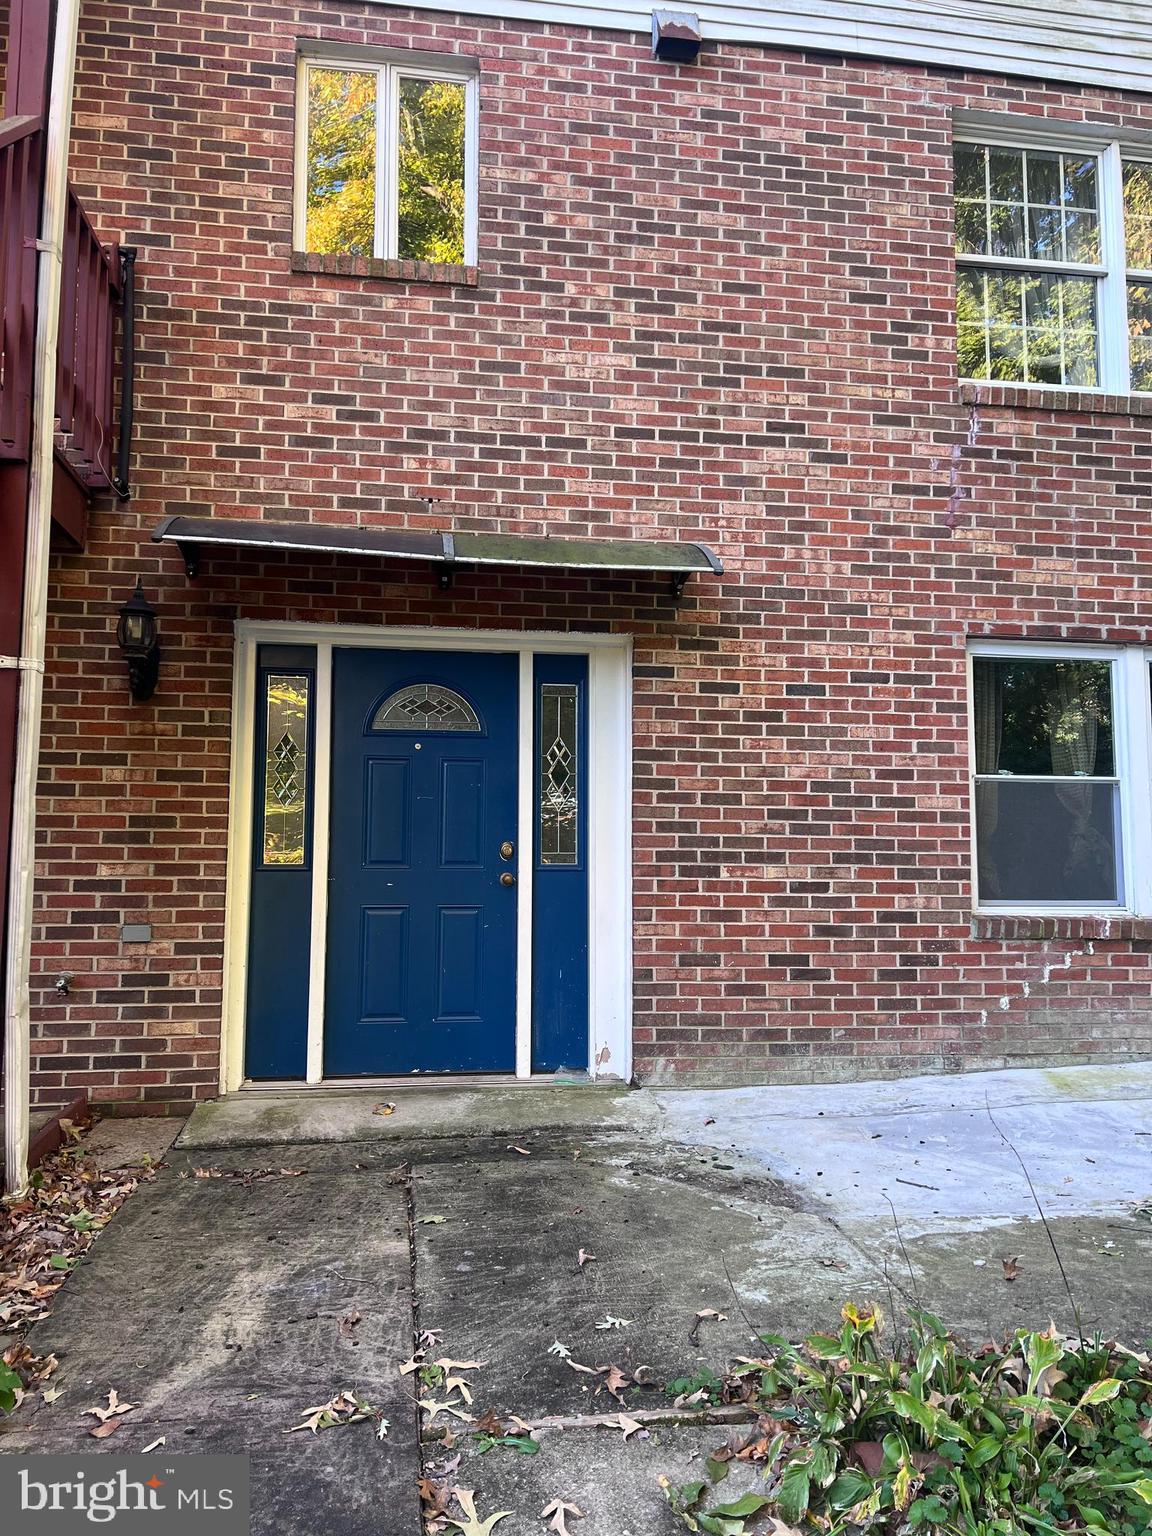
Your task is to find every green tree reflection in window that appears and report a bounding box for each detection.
[263,674,310,867]
[398,78,467,263]
[305,68,377,257]
[303,62,469,263]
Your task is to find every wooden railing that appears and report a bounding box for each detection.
[0,114,42,460]
[56,188,130,493]
[0,113,134,497]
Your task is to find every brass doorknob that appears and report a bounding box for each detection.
[500,872,516,887]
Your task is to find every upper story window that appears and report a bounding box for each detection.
[295,51,478,265]
[954,135,1152,393]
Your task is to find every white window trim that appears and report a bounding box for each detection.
[966,640,1152,917]
[954,127,1152,396]
[293,50,479,265]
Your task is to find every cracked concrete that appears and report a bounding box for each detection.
[1,1062,1149,1533]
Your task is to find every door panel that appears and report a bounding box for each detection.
[365,759,410,865]
[437,907,482,1018]
[325,648,518,1075]
[440,760,484,866]
[360,907,408,1020]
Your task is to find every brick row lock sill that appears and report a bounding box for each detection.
[972,915,1152,943]
[290,252,478,286]
[959,381,1152,418]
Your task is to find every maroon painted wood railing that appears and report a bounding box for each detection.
[0,114,42,461]
[0,112,133,496]
[55,186,126,492]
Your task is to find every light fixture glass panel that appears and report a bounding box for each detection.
[540,683,579,866]
[263,674,310,867]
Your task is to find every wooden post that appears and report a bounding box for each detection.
[0,0,54,1190]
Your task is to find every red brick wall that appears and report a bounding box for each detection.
[28,1,1152,1109]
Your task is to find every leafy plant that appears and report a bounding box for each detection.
[666,1367,725,1404]
[0,1361,22,1416]
[472,1431,539,1455]
[663,1304,1152,1535]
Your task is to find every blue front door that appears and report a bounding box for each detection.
[324,648,519,1075]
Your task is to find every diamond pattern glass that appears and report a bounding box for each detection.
[540,683,578,866]
[263,673,310,866]
[371,683,481,732]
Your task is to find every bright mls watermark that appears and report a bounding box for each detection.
[2,1456,249,1532]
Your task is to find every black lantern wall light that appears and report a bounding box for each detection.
[116,579,160,701]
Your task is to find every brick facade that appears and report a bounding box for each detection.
[20,1,1152,1109]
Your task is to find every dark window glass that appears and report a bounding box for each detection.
[972,657,1114,776]
[975,781,1120,904]
[973,656,1120,906]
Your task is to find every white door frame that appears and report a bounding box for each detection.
[221,621,633,1091]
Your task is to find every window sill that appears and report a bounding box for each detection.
[959,381,1152,418]
[290,252,479,286]
[972,913,1152,942]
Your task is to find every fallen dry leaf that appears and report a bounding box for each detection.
[188,1166,305,1184]
[541,1497,584,1535]
[373,1102,396,1116]
[509,1146,532,1157]
[1002,1256,1021,1282]
[448,1487,511,1536]
[599,1365,630,1401]
[285,1390,373,1434]
[419,1215,448,1226]
[547,1341,572,1360]
[420,1396,474,1426]
[89,1417,123,1439]
[86,1388,139,1423]
[594,1315,631,1330]
[689,1307,728,1343]
[340,1313,362,1337]
[0,1131,147,1337]
[577,1250,597,1268]
[564,1358,597,1377]
[141,1436,166,1453]
[616,1414,647,1440]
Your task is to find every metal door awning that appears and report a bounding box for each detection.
[151,516,723,598]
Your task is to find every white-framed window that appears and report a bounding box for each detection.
[293,49,479,265]
[954,131,1152,393]
[967,641,1152,914]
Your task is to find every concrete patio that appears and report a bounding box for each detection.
[2,1062,1150,1532]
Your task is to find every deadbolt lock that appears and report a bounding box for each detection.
[499,841,515,860]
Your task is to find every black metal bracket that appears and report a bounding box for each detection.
[112,247,137,501]
[670,572,689,600]
[177,541,200,579]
